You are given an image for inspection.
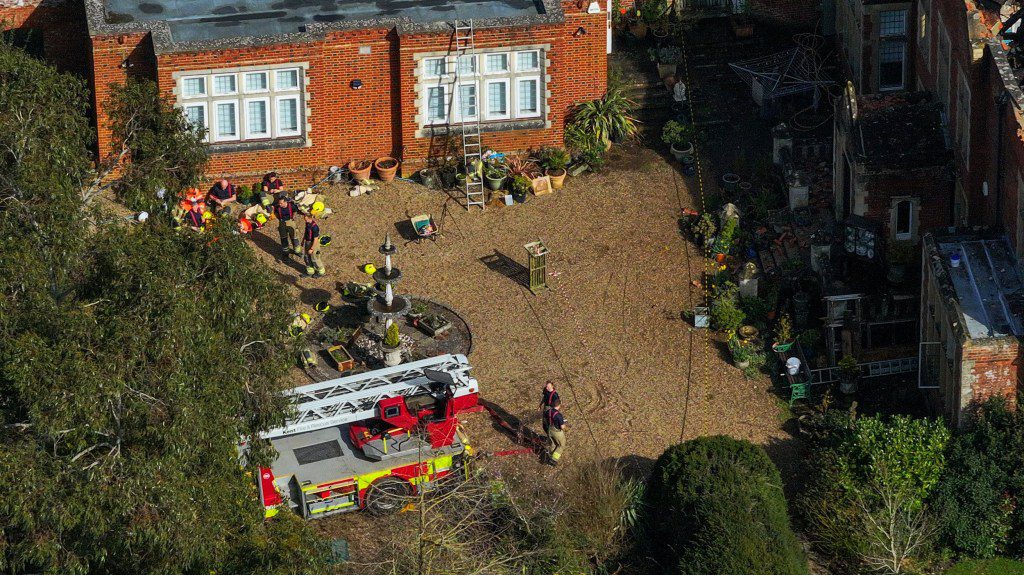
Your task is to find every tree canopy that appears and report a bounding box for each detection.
[0,43,324,574]
[645,436,807,575]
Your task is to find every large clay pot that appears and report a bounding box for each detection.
[374,157,400,182]
[546,168,566,189]
[348,160,372,182]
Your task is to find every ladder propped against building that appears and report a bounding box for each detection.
[446,19,486,210]
[263,354,480,439]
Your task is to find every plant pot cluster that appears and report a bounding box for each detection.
[347,157,402,183]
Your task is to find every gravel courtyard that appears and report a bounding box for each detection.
[249,143,796,477]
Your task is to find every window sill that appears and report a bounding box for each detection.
[208,137,307,154]
[416,119,547,138]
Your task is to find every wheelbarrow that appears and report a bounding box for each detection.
[410,213,438,243]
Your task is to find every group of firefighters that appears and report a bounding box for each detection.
[178,172,326,278]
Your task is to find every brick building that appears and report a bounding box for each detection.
[3,0,609,178]
[834,0,915,94]
[0,0,89,76]
[833,90,954,244]
[920,232,1024,425]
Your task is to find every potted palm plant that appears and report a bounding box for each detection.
[567,87,639,151]
[662,120,695,163]
[537,146,570,189]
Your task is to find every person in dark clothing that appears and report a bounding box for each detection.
[271,195,300,257]
[262,172,284,194]
[182,201,205,231]
[540,380,560,415]
[207,179,237,214]
[302,213,325,278]
[543,399,567,466]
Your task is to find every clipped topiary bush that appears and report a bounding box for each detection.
[645,436,807,575]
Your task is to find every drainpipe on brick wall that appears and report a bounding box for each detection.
[996,89,1009,229]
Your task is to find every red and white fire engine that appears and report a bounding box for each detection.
[242,354,480,519]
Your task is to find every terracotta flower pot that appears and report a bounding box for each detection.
[546,168,566,189]
[348,160,372,182]
[374,157,400,182]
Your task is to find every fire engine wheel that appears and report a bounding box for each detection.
[365,477,412,515]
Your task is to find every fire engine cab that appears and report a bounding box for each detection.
[244,354,480,519]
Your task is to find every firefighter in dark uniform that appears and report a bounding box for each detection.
[302,212,325,278]
[262,172,284,195]
[272,195,300,258]
[540,380,560,418]
[207,178,237,215]
[182,201,205,231]
[543,399,568,466]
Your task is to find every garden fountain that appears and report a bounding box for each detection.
[367,233,410,365]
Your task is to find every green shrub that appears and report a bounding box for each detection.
[710,283,745,333]
[645,436,807,575]
[662,120,695,148]
[656,45,683,64]
[383,323,400,347]
[537,146,571,171]
[945,558,1024,575]
[567,86,638,148]
[932,399,1024,559]
[510,175,532,196]
[739,295,770,326]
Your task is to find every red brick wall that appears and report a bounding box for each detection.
[91,32,157,161]
[92,5,607,179]
[0,1,90,76]
[963,338,1021,411]
[861,168,953,237]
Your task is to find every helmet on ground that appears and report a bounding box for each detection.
[363,263,377,275]
[320,235,332,247]
[255,213,268,224]
[311,201,325,214]
[315,301,331,313]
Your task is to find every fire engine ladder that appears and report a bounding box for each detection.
[447,20,485,210]
[263,354,479,439]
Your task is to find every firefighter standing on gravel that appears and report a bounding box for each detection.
[302,212,325,278]
[543,399,567,466]
[540,380,560,418]
[272,194,300,258]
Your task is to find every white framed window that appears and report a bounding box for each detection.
[458,84,478,120]
[485,53,509,74]
[894,199,914,240]
[424,57,447,78]
[275,69,300,91]
[244,72,269,93]
[485,79,510,119]
[182,76,207,98]
[458,55,477,77]
[516,77,540,117]
[176,66,306,144]
[417,48,545,129]
[245,98,270,139]
[213,101,239,141]
[183,102,208,136]
[516,50,540,72]
[275,96,301,137]
[213,74,237,96]
[424,86,447,124]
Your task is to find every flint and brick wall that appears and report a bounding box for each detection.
[962,338,1021,414]
[90,1,607,178]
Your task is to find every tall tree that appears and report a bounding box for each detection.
[0,43,324,575]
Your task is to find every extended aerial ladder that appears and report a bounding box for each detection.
[250,354,482,518]
[265,353,479,439]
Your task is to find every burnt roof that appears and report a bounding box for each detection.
[854,92,951,171]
